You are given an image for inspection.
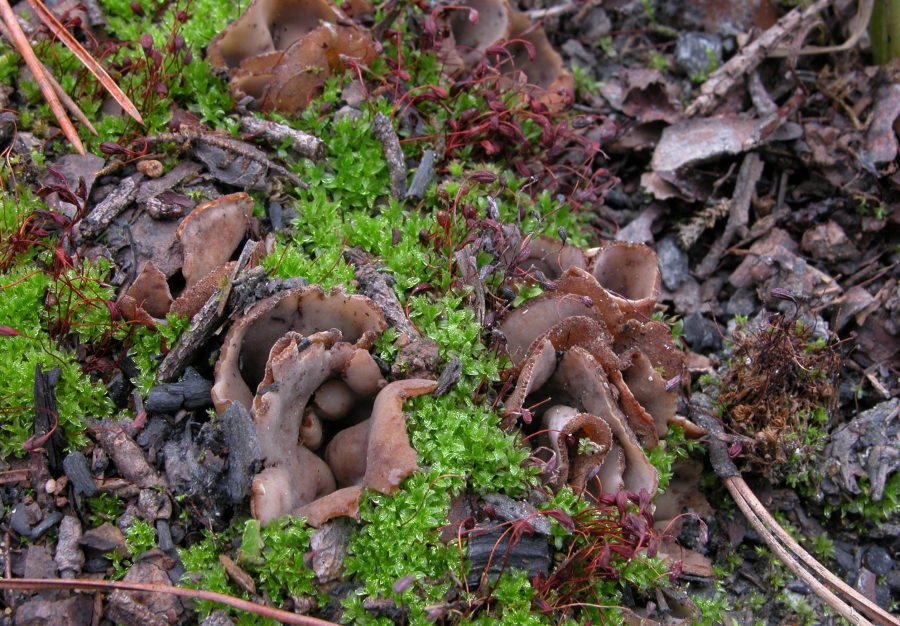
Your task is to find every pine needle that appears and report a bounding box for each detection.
[0,0,84,155]
[24,0,144,125]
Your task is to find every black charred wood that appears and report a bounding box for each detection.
[146,368,213,413]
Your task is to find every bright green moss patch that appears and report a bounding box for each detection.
[180,516,318,626]
[0,262,113,456]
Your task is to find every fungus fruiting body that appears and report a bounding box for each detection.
[208,0,376,115]
[213,285,441,527]
[500,240,695,502]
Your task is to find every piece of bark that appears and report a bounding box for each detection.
[89,418,166,490]
[695,152,764,277]
[134,161,203,204]
[240,116,325,160]
[344,247,420,338]
[54,516,84,579]
[406,149,435,200]
[106,550,184,626]
[79,173,143,239]
[432,357,462,397]
[466,523,550,586]
[372,112,407,200]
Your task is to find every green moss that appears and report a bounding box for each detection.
[0,262,113,456]
[180,516,317,625]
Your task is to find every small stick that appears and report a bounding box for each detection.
[694,152,764,277]
[686,0,833,117]
[0,0,84,154]
[372,112,407,200]
[0,578,341,626]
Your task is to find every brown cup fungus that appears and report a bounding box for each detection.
[208,0,377,115]
[499,240,696,504]
[117,193,255,325]
[439,0,574,109]
[213,285,437,527]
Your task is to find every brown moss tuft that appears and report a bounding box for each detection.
[719,301,842,481]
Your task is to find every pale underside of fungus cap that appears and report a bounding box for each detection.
[175,192,253,290]
[208,0,376,115]
[211,284,388,413]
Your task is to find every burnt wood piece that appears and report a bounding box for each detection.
[33,365,66,473]
[146,368,213,413]
[466,522,550,587]
[63,451,97,497]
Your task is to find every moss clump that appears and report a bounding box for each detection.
[719,308,841,482]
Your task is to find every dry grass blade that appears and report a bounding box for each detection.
[0,577,341,626]
[0,0,84,155]
[727,476,900,626]
[24,0,144,125]
[725,477,875,626]
[692,405,900,626]
[0,19,97,135]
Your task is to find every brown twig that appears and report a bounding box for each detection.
[0,578,341,626]
[0,0,84,154]
[694,152,764,277]
[686,0,833,117]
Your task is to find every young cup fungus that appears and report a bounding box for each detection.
[212,285,437,527]
[207,0,377,115]
[438,0,575,110]
[117,192,254,324]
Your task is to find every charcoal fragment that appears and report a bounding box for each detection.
[29,512,63,541]
[63,452,98,497]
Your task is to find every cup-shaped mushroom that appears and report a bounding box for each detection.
[119,262,173,320]
[622,352,677,438]
[550,347,659,498]
[300,407,324,450]
[314,379,358,421]
[208,0,376,114]
[175,193,253,289]
[212,285,386,412]
[209,0,358,69]
[447,0,512,70]
[539,405,613,499]
[589,241,661,317]
[505,336,660,501]
[502,11,574,108]
[510,234,586,283]
[324,418,369,488]
[251,448,336,526]
[498,267,623,364]
[527,317,666,447]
